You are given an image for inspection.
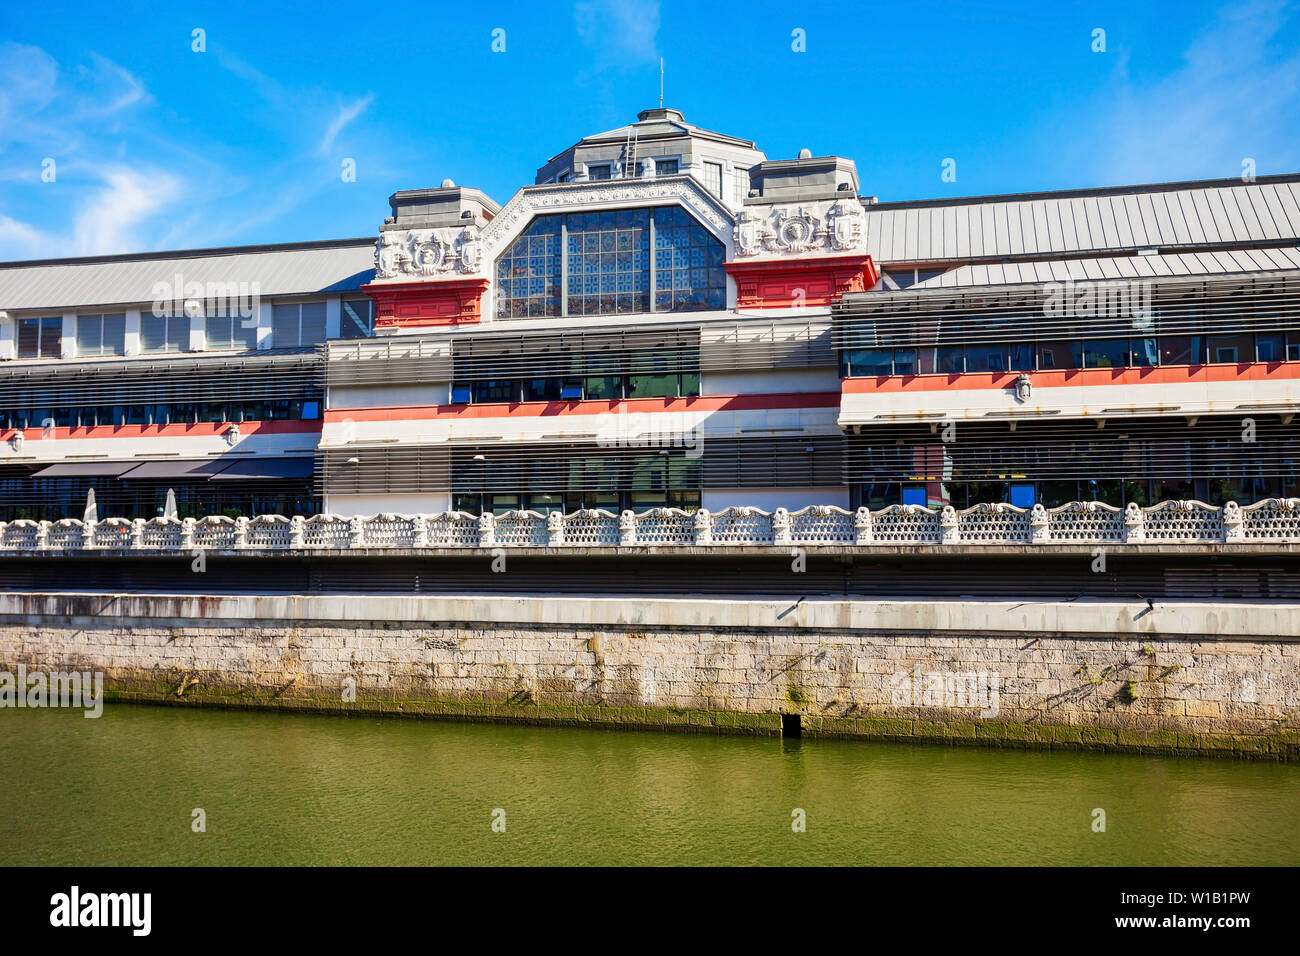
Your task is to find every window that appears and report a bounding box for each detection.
[1083,339,1128,368]
[1129,337,1159,367]
[1207,333,1252,364]
[882,267,945,290]
[919,346,964,374]
[140,309,188,353]
[732,168,750,205]
[17,317,62,359]
[271,302,326,348]
[1160,335,1203,365]
[75,313,126,356]
[340,298,374,339]
[652,205,726,312]
[204,313,258,351]
[656,158,679,175]
[1256,333,1282,362]
[844,347,894,376]
[703,161,723,198]
[587,164,612,181]
[883,269,916,290]
[495,207,724,319]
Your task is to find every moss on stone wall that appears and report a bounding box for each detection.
[100,685,1299,760]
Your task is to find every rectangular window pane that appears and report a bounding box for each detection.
[884,269,915,290]
[847,347,893,376]
[39,317,62,357]
[1208,333,1252,364]
[703,161,723,197]
[1129,337,1158,367]
[102,313,125,355]
[1083,339,1127,368]
[1037,340,1078,369]
[140,312,170,352]
[204,315,233,350]
[1159,335,1202,365]
[271,303,299,348]
[17,318,40,358]
[232,313,258,350]
[299,301,326,346]
[657,158,679,175]
[966,345,1006,373]
[76,314,104,356]
[341,299,372,338]
[1256,332,1283,362]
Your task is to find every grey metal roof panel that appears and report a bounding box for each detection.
[0,241,376,313]
[865,180,1300,264]
[913,246,1300,289]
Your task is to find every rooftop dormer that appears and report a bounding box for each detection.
[533,107,768,210]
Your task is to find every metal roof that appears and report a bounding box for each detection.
[865,179,1300,265]
[911,246,1300,290]
[0,239,376,313]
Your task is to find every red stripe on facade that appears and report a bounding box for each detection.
[840,362,1300,394]
[324,392,843,423]
[0,419,323,442]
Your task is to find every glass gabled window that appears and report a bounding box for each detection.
[494,206,724,319]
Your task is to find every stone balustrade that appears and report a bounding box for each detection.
[2,499,1299,553]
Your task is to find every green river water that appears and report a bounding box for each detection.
[1,706,1296,866]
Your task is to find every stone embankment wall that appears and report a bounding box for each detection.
[1,593,1296,758]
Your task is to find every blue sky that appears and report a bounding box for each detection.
[1,0,1298,261]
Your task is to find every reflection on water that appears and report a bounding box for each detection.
[2,706,1296,866]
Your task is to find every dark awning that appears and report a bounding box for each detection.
[31,461,141,478]
[120,459,234,480]
[207,458,315,481]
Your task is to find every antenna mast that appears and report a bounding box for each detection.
[659,58,664,108]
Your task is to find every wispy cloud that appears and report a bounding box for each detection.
[0,43,173,258]
[73,166,183,256]
[574,0,661,65]
[0,39,382,261]
[319,94,374,155]
[1086,0,1300,183]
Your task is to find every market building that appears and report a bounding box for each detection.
[1,107,1298,520]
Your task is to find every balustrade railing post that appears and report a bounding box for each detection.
[290,515,305,549]
[234,516,249,549]
[939,505,959,544]
[619,510,636,547]
[83,519,97,550]
[1029,504,1049,544]
[129,519,144,550]
[413,514,429,548]
[547,511,564,547]
[693,508,712,546]
[36,520,51,550]
[181,517,195,550]
[477,512,495,548]
[348,516,364,549]
[1222,501,1242,542]
[1123,503,1145,543]
[853,507,873,545]
[772,508,791,546]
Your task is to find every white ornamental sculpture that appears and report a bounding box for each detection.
[732,199,867,258]
[374,226,486,280]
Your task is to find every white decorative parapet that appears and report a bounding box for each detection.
[2,500,1299,552]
